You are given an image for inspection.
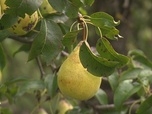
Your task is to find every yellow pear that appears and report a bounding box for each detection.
[57,41,102,100]
[39,0,56,16]
[57,99,73,114]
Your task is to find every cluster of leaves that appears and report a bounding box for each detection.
[0,0,152,114]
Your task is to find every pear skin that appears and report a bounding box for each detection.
[57,41,102,100]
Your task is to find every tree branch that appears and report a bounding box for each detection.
[94,99,141,110]
[36,57,45,79]
[8,35,33,44]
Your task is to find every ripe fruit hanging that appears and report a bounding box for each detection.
[57,99,73,114]
[57,41,102,100]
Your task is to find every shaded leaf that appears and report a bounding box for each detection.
[28,19,46,61]
[108,72,119,91]
[128,49,152,68]
[17,80,45,96]
[44,73,58,97]
[13,44,31,57]
[5,0,43,17]
[62,30,81,47]
[137,95,152,114]
[0,44,6,70]
[81,0,95,6]
[48,0,66,12]
[41,20,63,64]
[119,68,142,82]
[114,80,141,109]
[0,29,11,41]
[95,89,108,105]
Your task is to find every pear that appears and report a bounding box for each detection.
[57,41,102,100]
[39,0,56,16]
[57,99,73,114]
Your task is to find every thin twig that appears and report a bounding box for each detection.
[94,99,141,110]
[8,35,33,44]
[36,57,45,79]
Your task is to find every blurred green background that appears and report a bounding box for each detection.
[1,0,152,113]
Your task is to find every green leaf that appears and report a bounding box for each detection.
[80,41,117,76]
[41,20,63,64]
[5,0,43,17]
[90,12,120,40]
[17,80,45,96]
[65,2,79,18]
[13,44,31,57]
[0,108,12,114]
[0,44,6,70]
[48,0,66,12]
[28,19,46,61]
[44,73,58,97]
[0,29,11,41]
[69,0,83,7]
[114,80,141,109]
[119,68,142,82]
[81,0,95,6]
[90,12,120,27]
[108,72,119,91]
[0,14,18,29]
[62,30,81,47]
[138,69,152,84]
[96,38,129,67]
[95,89,108,105]
[137,95,152,114]
[128,49,152,69]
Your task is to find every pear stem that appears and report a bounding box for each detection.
[78,13,88,41]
